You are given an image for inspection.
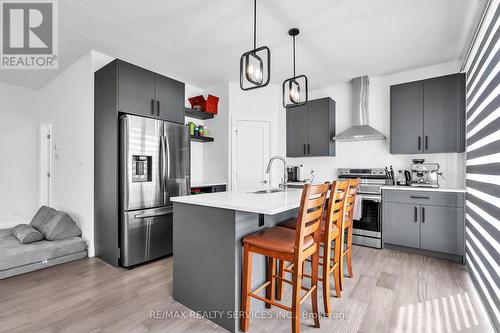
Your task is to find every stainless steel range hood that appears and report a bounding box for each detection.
[333,76,386,141]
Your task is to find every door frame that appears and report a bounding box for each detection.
[39,122,53,207]
[230,115,272,191]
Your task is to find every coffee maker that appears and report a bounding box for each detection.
[287,166,299,182]
[409,159,443,188]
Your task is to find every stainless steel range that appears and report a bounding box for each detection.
[338,168,386,249]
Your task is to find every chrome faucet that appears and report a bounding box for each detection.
[266,155,288,190]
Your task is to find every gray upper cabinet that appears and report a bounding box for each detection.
[390,73,465,154]
[155,75,185,124]
[118,61,156,118]
[308,98,336,156]
[390,81,424,154]
[423,74,465,153]
[117,60,185,123]
[286,104,308,157]
[286,97,336,157]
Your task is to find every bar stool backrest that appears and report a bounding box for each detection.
[294,183,330,251]
[344,178,360,225]
[324,180,351,235]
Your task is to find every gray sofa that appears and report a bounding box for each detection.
[0,207,87,279]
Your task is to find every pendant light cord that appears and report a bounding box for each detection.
[292,35,296,77]
[253,0,257,50]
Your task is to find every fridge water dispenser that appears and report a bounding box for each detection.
[132,155,152,182]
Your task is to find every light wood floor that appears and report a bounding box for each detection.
[0,246,493,333]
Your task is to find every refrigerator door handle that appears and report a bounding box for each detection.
[134,209,173,219]
[161,136,168,191]
[165,134,171,192]
[159,135,164,190]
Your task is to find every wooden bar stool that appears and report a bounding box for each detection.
[277,180,350,314]
[240,183,330,333]
[339,178,359,290]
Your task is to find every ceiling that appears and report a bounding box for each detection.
[0,0,485,90]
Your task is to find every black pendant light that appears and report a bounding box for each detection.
[282,28,308,107]
[240,0,270,90]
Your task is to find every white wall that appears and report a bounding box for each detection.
[288,61,466,188]
[227,82,286,189]
[185,84,205,185]
[37,52,96,255]
[0,83,39,228]
[203,83,230,186]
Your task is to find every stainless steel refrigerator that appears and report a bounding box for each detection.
[120,115,190,267]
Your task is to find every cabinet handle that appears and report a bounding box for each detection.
[157,100,160,116]
[418,136,421,151]
[303,144,306,155]
[425,136,429,150]
[307,143,311,155]
[421,207,425,223]
[410,195,430,200]
[414,206,418,222]
[151,99,155,115]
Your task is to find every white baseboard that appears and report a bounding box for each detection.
[0,221,26,228]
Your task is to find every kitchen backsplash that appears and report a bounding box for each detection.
[288,140,465,188]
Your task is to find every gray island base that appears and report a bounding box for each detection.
[172,190,303,332]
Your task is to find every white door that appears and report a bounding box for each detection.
[232,119,270,191]
[39,123,52,206]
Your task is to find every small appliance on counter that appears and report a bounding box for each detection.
[408,159,443,188]
[287,165,305,182]
[396,170,411,186]
[286,166,297,182]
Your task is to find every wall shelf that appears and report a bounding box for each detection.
[185,108,215,120]
[190,135,214,143]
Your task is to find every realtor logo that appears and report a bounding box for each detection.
[1,0,58,69]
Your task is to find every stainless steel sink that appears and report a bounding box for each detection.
[250,188,285,194]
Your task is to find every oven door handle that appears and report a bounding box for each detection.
[358,194,381,202]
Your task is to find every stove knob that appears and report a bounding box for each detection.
[372,170,376,174]
[379,170,383,174]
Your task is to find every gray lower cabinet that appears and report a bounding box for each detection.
[420,205,463,255]
[286,97,336,157]
[383,202,420,248]
[390,73,465,154]
[382,189,465,260]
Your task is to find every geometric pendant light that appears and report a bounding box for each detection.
[240,0,271,90]
[282,28,308,107]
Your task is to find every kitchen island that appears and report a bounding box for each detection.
[171,189,303,332]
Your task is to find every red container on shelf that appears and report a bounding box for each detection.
[188,94,219,114]
[205,95,219,114]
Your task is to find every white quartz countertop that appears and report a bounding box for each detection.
[171,189,303,215]
[381,185,466,193]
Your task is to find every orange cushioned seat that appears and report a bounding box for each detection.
[242,226,314,254]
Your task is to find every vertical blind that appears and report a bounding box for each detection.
[463,0,500,330]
